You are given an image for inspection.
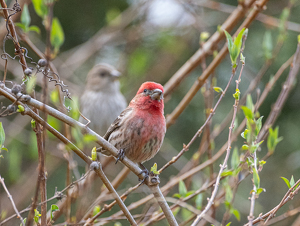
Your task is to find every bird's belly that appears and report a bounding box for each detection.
[109,116,165,163]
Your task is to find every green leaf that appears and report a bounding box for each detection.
[26,75,37,94]
[255,116,263,136]
[246,157,253,166]
[241,129,248,139]
[240,53,245,64]
[150,163,159,175]
[263,31,273,60]
[213,86,223,93]
[253,167,260,189]
[231,147,239,169]
[50,89,60,104]
[66,96,80,120]
[233,89,240,100]
[256,188,266,195]
[1,210,7,220]
[179,180,187,197]
[224,28,246,66]
[172,207,180,217]
[200,32,210,42]
[224,30,234,63]
[31,119,36,129]
[32,0,48,18]
[21,4,31,29]
[290,175,295,187]
[250,140,263,153]
[259,160,266,166]
[28,25,41,34]
[20,218,26,226]
[226,223,232,226]
[50,204,59,221]
[17,105,25,113]
[185,190,195,197]
[246,94,254,112]
[230,208,240,221]
[173,193,182,198]
[15,23,27,32]
[225,184,233,203]
[51,17,65,53]
[34,209,41,223]
[267,126,283,153]
[221,170,233,177]
[234,28,246,53]
[181,208,192,221]
[83,134,98,143]
[47,116,61,135]
[241,106,253,120]
[241,144,249,151]
[279,8,289,35]
[93,205,101,216]
[0,122,5,149]
[91,147,97,161]
[114,222,122,226]
[281,177,291,188]
[195,194,202,210]
[224,30,233,54]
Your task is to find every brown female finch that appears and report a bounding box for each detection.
[99,82,166,171]
[79,63,127,136]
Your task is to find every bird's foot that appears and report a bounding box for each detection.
[138,163,149,185]
[115,149,125,164]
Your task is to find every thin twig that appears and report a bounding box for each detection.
[85,180,142,225]
[1,171,91,225]
[0,176,25,226]
[191,33,247,225]
[165,197,221,226]
[248,151,258,226]
[148,180,178,226]
[244,179,300,225]
[92,162,138,225]
[82,166,131,221]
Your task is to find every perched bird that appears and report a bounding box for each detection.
[79,63,127,136]
[99,82,166,170]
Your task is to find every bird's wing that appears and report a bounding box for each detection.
[103,106,133,141]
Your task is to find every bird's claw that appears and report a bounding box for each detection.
[138,164,149,184]
[115,149,125,164]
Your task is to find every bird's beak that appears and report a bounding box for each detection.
[150,89,163,101]
[110,69,121,79]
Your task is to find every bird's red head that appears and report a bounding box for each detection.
[130,82,164,113]
[136,82,164,95]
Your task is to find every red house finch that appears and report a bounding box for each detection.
[99,82,166,171]
[79,63,127,136]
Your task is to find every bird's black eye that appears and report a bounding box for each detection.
[143,89,147,93]
[100,72,106,77]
